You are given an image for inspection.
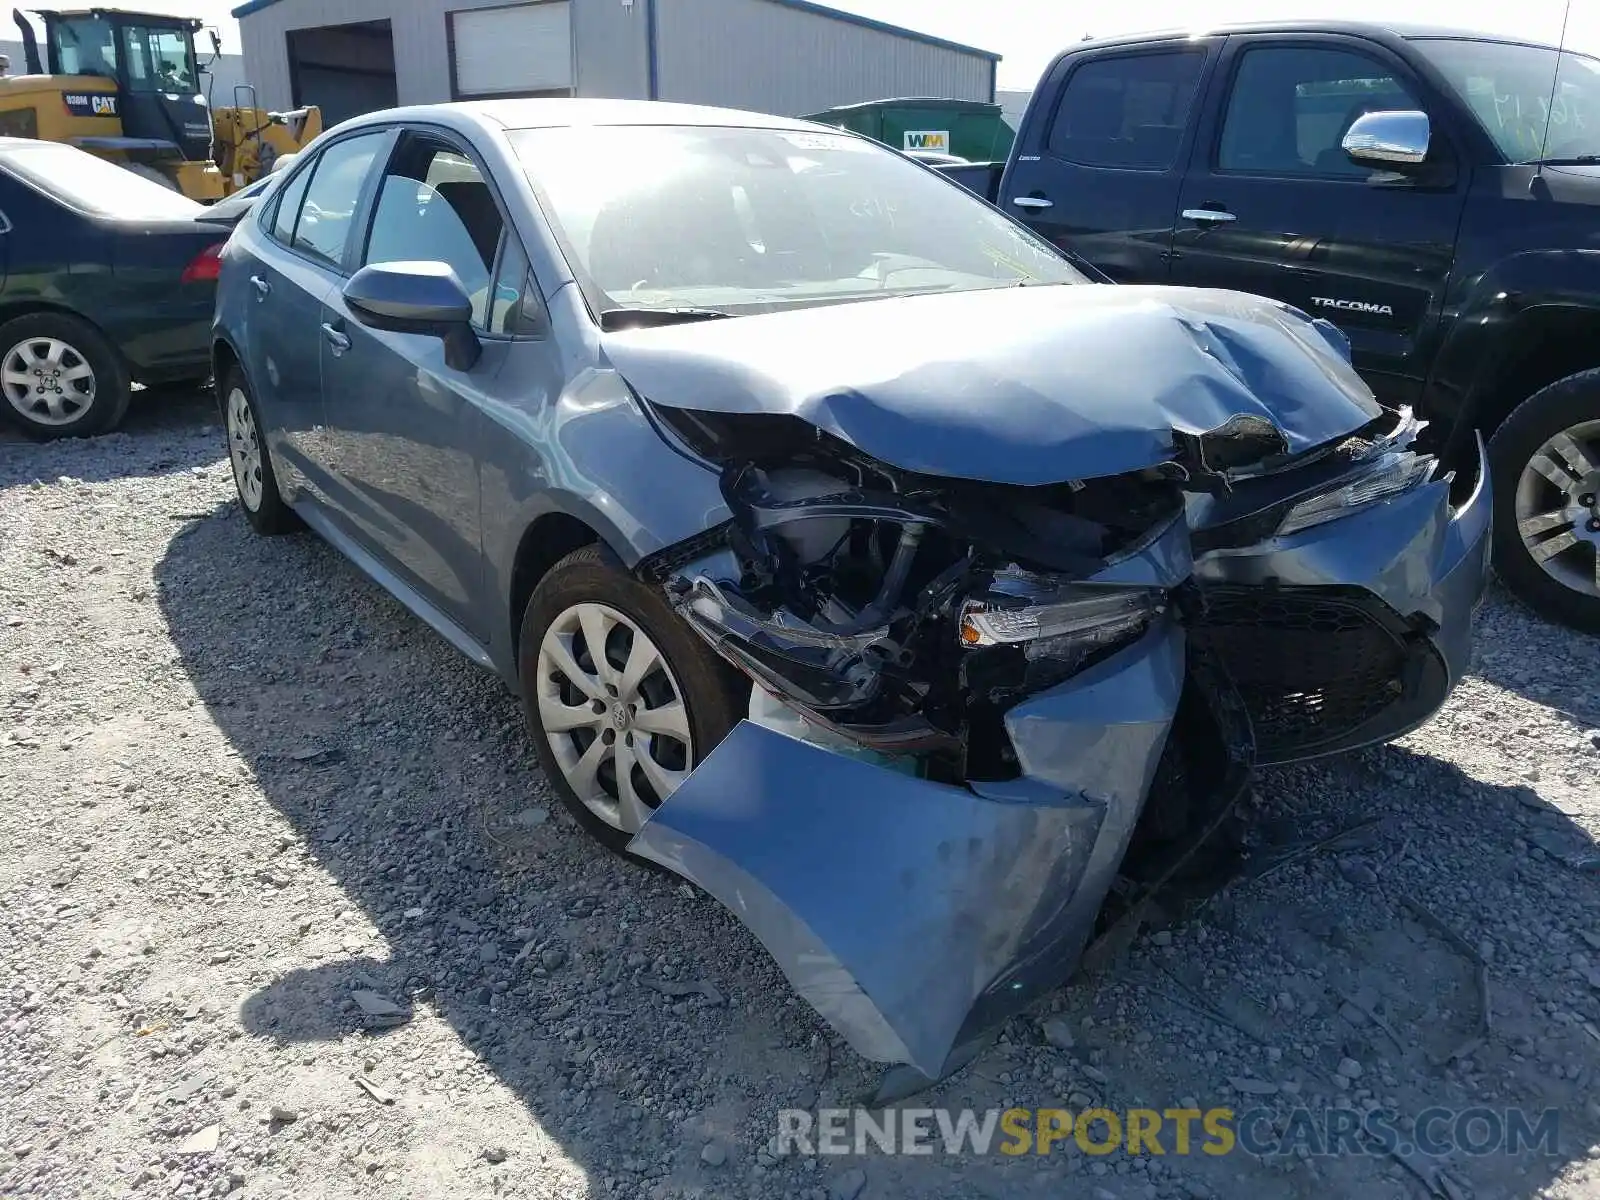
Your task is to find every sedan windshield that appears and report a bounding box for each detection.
[1413,37,1600,163]
[508,124,1083,316]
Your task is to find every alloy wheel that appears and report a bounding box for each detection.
[226,387,265,512]
[535,601,693,834]
[1,337,96,426]
[1514,418,1600,600]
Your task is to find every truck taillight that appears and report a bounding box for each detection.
[181,242,226,285]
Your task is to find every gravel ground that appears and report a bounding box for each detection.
[3,389,1600,1200]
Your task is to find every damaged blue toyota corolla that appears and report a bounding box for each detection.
[212,100,1491,1093]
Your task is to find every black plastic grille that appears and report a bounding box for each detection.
[1189,587,1408,762]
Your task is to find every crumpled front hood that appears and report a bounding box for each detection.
[602,284,1382,486]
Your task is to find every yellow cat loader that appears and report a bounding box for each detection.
[210,87,321,192]
[0,8,320,200]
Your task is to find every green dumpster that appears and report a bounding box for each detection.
[802,97,1015,163]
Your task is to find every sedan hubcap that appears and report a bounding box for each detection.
[226,387,264,511]
[535,602,692,834]
[1515,418,1600,599]
[1,337,95,426]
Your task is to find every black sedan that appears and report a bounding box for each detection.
[0,138,236,438]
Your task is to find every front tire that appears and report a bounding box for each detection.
[1488,370,1600,634]
[221,368,299,535]
[0,313,130,438]
[519,545,744,855]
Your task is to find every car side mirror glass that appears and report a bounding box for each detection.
[343,261,481,370]
[1342,110,1431,170]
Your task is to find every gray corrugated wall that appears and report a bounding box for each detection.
[653,0,992,116]
[238,0,648,114]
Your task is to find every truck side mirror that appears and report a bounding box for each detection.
[1342,110,1431,169]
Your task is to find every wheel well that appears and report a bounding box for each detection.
[211,338,241,410]
[508,513,601,663]
[1475,309,1600,432]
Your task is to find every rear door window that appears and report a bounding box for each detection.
[285,132,386,269]
[1047,51,1207,170]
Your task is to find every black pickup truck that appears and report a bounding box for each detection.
[943,21,1600,633]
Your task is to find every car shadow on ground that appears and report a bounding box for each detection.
[0,386,220,486]
[153,501,840,1196]
[153,499,1600,1199]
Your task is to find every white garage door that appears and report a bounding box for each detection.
[451,2,572,97]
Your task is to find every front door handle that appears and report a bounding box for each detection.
[321,322,350,354]
[1182,208,1237,224]
[1012,196,1053,210]
[250,274,271,298]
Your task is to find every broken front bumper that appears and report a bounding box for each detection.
[1189,434,1491,763]
[627,438,1491,1083]
[628,618,1202,1079]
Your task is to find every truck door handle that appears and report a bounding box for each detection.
[1182,208,1237,224]
[250,275,271,298]
[321,322,350,354]
[1012,196,1053,210]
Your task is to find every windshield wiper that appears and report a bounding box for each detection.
[1528,155,1600,166]
[599,306,732,331]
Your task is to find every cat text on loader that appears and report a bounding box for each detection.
[1,7,223,198]
[0,8,319,200]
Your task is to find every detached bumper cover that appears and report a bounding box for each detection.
[628,441,1491,1081]
[628,621,1186,1079]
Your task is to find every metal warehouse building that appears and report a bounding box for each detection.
[231,0,998,127]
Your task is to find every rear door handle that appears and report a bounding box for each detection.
[1012,196,1053,210]
[1182,208,1237,224]
[321,322,350,354]
[250,274,271,297]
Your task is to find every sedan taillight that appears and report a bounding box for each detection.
[181,242,226,285]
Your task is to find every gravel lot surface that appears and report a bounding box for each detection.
[3,389,1600,1200]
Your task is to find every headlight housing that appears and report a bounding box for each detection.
[1275,448,1435,537]
[959,586,1162,654]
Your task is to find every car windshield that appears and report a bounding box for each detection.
[508,123,1083,317]
[0,144,204,220]
[1412,37,1600,163]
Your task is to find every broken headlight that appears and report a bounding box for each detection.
[1275,449,1435,537]
[959,586,1162,654]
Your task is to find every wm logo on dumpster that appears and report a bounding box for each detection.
[904,130,950,152]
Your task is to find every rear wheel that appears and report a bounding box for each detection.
[1488,370,1600,633]
[519,546,744,855]
[221,367,299,535]
[0,312,129,438]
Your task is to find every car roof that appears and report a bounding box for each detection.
[1069,20,1566,53]
[329,98,837,139]
[0,136,80,152]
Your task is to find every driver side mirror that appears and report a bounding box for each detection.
[343,261,481,371]
[1342,110,1431,169]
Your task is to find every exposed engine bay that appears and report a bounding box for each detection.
[600,284,1492,1090]
[640,402,1435,791]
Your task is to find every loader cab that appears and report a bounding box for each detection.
[31,8,211,161]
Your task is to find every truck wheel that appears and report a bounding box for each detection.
[0,312,131,438]
[1487,369,1600,634]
